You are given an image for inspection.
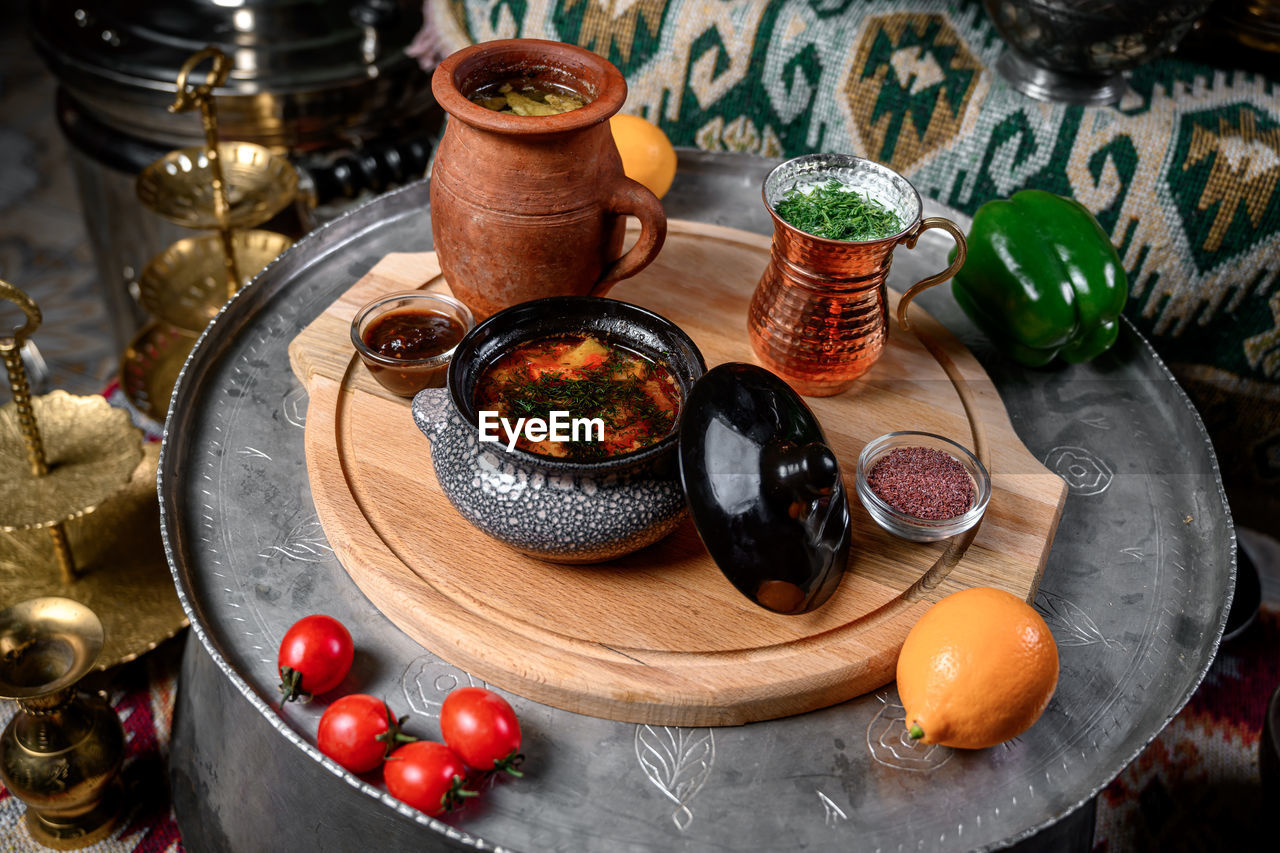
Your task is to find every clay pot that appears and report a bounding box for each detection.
[429,39,667,319]
[411,297,705,563]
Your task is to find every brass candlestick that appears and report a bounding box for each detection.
[1,281,189,669]
[0,597,126,848]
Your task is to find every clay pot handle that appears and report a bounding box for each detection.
[894,217,968,332]
[411,387,452,442]
[591,177,668,297]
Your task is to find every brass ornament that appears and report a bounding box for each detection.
[134,141,299,234]
[134,48,298,236]
[118,322,200,425]
[0,597,126,848]
[137,229,293,332]
[178,46,238,293]
[0,444,189,670]
[1,281,187,667]
[0,391,142,532]
[128,47,297,422]
[3,282,139,582]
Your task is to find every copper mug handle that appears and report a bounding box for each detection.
[895,217,968,332]
[591,176,668,297]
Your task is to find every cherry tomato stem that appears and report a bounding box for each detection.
[278,665,307,703]
[489,749,525,778]
[376,714,420,750]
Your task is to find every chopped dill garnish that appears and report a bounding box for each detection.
[774,179,903,241]
[485,352,674,460]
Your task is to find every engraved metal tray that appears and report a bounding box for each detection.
[159,150,1234,852]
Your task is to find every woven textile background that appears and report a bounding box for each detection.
[421,0,1280,527]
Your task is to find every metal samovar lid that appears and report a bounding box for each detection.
[30,0,434,151]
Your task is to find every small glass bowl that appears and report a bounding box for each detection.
[854,431,991,542]
[351,290,475,397]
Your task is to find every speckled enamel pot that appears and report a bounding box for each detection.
[411,297,706,563]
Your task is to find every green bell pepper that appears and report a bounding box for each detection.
[951,189,1128,367]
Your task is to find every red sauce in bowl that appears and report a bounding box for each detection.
[363,309,466,360]
[358,307,468,396]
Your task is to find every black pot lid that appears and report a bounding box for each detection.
[678,363,851,615]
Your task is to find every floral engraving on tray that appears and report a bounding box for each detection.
[1044,445,1114,495]
[257,514,334,563]
[817,790,848,826]
[866,702,953,771]
[1036,589,1125,651]
[401,656,487,719]
[282,385,308,429]
[1080,413,1111,430]
[634,725,714,831]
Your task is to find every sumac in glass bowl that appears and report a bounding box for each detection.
[411,296,706,563]
[855,431,991,542]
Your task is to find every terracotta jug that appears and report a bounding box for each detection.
[430,39,667,319]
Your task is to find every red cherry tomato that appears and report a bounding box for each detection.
[317,694,410,774]
[384,741,475,816]
[277,614,354,702]
[440,687,524,776]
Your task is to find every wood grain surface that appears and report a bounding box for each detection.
[289,220,1067,726]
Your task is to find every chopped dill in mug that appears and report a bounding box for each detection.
[774,179,903,241]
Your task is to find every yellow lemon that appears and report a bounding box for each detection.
[610,113,677,199]
[896,586,1059,749]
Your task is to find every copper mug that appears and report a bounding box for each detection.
[430,39,667,320]
[747,154,967,396]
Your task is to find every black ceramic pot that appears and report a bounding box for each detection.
[411,296,706,563]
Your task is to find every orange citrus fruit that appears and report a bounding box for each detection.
[896,586,1058,749]
[609,113,677,199]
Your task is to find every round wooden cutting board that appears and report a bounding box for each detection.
[288,220,1066,726]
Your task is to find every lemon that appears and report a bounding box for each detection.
[609,113,677,199]
[897,586,1059,749]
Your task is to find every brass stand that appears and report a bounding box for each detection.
[0,283,139,584]
[1,281,188,670]
[126,47,298,422]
